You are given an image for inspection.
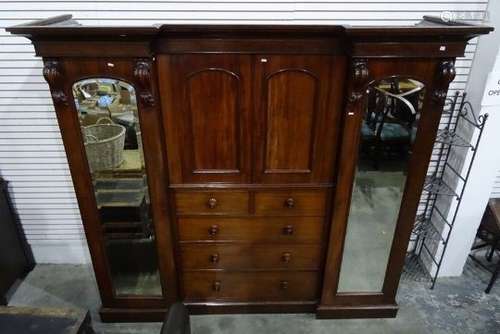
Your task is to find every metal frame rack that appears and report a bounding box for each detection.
[409,92,488,288]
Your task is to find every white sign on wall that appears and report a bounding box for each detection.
[481,72,500,106]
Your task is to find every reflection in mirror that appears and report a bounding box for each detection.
[338,77,425,292]
[73,78,162,296]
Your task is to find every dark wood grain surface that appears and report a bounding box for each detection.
[0,180,34,305]
[0,307,94,334]
[180,243,322,270]
[177,216,325,243]
[183,271,319,302]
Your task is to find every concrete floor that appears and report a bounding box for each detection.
[6,260,500,334]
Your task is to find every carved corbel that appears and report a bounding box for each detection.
[134,59,155,107]
[349,59,369,103]
[43,60,62,86]
[432,60,456,104]
[43,60,68,106]
[50,90,68,106]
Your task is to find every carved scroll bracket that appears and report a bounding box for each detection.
[134,59,155,107]
[43,60,68,106]
[343,59,369,119]
[349,59,370,103]
[432,60,456,104]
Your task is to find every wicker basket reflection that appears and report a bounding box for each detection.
[83,118,126,172]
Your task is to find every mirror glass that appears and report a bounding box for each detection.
[338,78,425,292]
[73,78,162,296]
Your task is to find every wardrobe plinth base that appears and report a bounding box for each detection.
[186,301,317,315]
[99,307,167,323]
[316,304,398,319]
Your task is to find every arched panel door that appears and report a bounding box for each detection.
[159,55,252,184]
[264,69,318,174]
[254,55,344,184]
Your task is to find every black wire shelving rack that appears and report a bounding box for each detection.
[408,92,488,289]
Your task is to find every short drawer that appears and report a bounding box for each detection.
[180,244,321,270]
[177,217,324,242]
[254,190,327,216]
[183,271,318,302]
[175,190,249,215]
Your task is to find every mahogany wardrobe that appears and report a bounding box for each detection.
[8,15,492,321]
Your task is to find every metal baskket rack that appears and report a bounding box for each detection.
[408,91,488,288]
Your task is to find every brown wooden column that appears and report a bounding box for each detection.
[43,59,116,306]
[318,58,370,313]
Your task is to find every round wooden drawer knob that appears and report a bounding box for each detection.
[208,225,219,236]
[282,225,294,235]
[284,197,295,208]
[207,197,218,209]
[281,252,291,263]
[210,253,220,264]
[213,280,221,292]
[280,280,289,290]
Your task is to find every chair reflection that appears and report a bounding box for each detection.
[362,78,424,170]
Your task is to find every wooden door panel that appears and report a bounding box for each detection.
[254,55,344,184]
[158,54,252,184]
[265,69,317,173]
[188,69,240,172]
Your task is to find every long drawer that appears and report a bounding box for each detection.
[181,244,321,270]
[177,217,324,243]
[183,271,319,302]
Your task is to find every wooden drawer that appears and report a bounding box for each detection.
[254,190,327,216]
[180,244,321,270]
[183,271,318,302]
[175,191,249,215]
[178,217,324,243]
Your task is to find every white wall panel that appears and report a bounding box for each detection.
[491,172,500,197]
[0,0,489,263]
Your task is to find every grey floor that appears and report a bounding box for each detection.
[6,259,500,334]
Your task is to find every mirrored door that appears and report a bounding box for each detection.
[338,77,425,292]
[72,78,162,297]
